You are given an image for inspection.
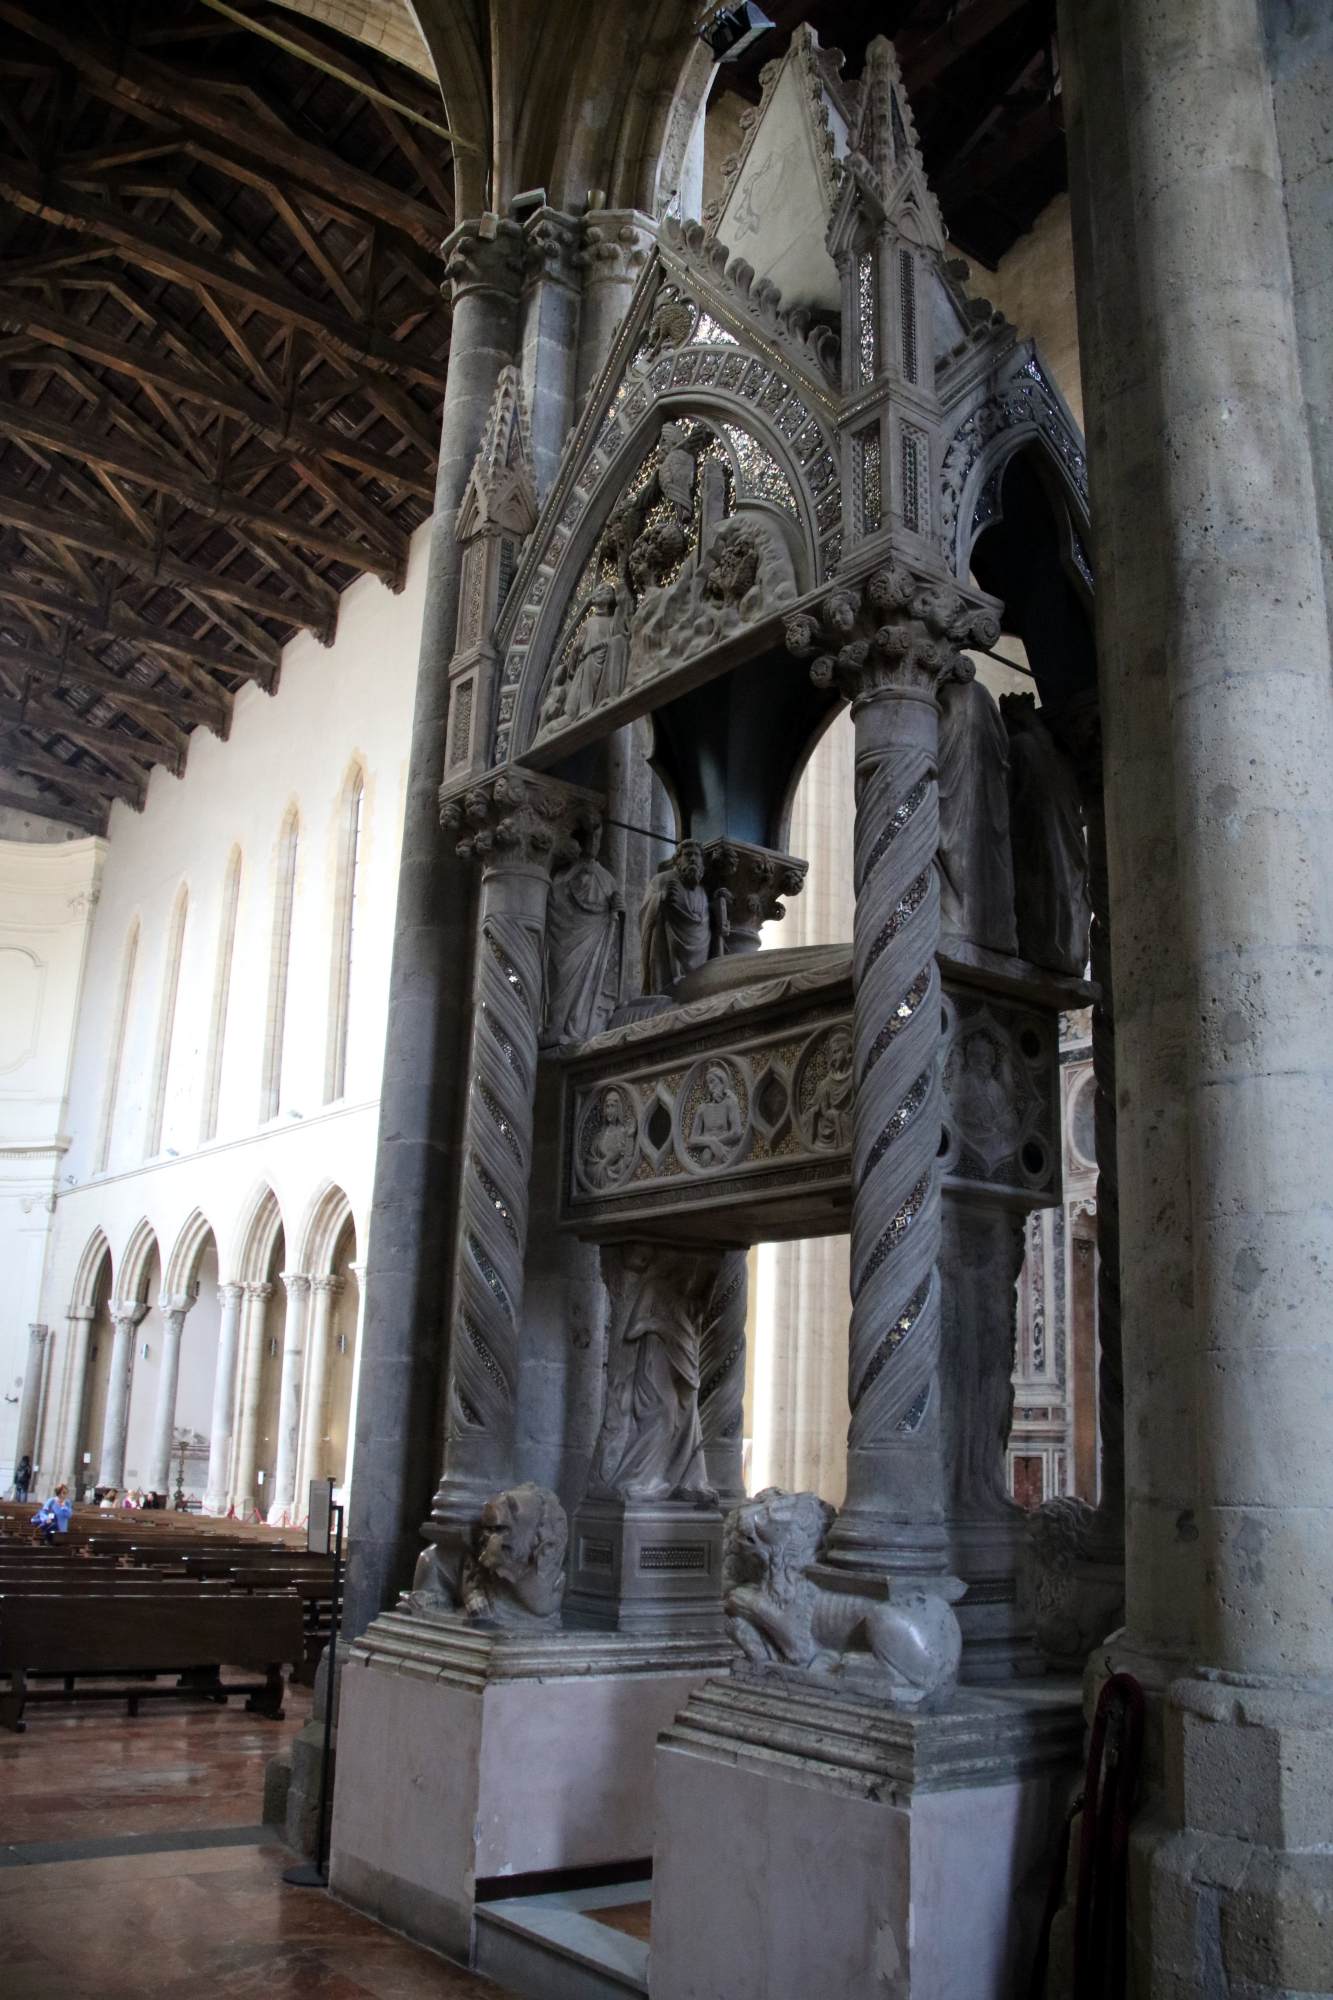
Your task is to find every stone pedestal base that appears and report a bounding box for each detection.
[651,1668,1082,2000]
[566,1497,724,1635]
[1137,1675,1333,1998]
[950,1515,1043,1679]
[328,1606,729,1963]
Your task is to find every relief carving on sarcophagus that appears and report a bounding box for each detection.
[559,947,1069,1244]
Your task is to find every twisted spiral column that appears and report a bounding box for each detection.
[699,1248,748,1504]
[426,769,603,1585]
[808,609,976,1579]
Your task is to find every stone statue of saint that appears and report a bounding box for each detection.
[937,677,1019,954]
[688,1063,744,1167]
[1001,695,1092,976]
[584,1086,636,1189]
[951,1029,1018,1170]
[544,822,624,1046]
[589,1244,715,1504]
[809,1026,853,1151]
[639,840,713,995]
[566,583,629,720]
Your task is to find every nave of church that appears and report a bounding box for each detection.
[1,3,1328,1997]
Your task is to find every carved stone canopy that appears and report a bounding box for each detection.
[439,766,604,872]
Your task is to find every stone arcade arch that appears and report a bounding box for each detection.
[226,1182,287,1518]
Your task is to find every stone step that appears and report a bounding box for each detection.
[474,1880,650,2000]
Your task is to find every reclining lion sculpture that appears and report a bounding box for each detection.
[724,1488,965,1707]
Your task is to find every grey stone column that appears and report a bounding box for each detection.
[808,609,980,1581]
[144,1291,196,1495]
[98,1299,147,1490]
[55,1310,94,1489]
[295,1275,343,1504]
[699,1250,747,1506]
[13,1323,49,1476]
[1062,0,1333,1987]
[203,1281,244,1514]
[230,1280,273,1517]
[416,769,603,1598]
[343,218,522,1639]
[268,1273,312,1523]
[575,209,653,407]
[519,207,582,501]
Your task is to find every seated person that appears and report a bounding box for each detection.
[32,1483,72,1541]
[98,1486,120,1510]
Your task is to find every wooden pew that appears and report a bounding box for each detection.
[0,1588,303,1731]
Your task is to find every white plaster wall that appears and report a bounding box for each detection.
[8,523,430,1494]
[0,833,104,1484]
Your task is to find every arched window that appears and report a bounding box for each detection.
[260,807,299,1122]
[324,767,364,1102]
[146,884,188,1156]
[200,847,241,1143]
[96,919,139,1173]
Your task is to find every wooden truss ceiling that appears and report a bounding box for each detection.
[0,0,451,831]
[716,0,1064,269]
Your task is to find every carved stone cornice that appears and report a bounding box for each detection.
[442,216,524,308]
[440,767,603,871]
[786,564,999,704]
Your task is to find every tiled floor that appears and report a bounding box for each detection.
[0,1682,518,1999]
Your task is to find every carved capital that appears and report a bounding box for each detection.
[699,838,808,951]
[440,766,603,871]
[790,564,999,704]
[311,1274,346,1298]
[522,205,582,288]
[27,1322,50,1347]
[442,216,524,307]
[159,1290,197,1319]
[217,1282,244,1310]
[577,208,654,285]
[281,1271,313,1300]
[243,1280,274,1303]
[108,1298,149,1330]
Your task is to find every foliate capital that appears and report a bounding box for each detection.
[577,208,655,285]
[442,216,524,307]
[788,563,999,703]
[281,1271,313,1300]
[522,205,582,287]
[311,1274,346,1297]
[440,767,604,872]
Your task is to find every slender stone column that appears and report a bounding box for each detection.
[699,1250,748,1505]
[343,218,522,1639]
[230,1280,272,1517]
[203,1282,244,1514]
[574,210,653,406]
[98,1299,147,1490]
[144,1291,196,1495]
[1062,0,1333,1985]
[791,572,998,1580]
[295,1275,343,1503]
[55,1311,95,1488]
[417,769,603,1596]
[519,207,581,500]
[13,1324,49,1477]
[269,1273,312,1523]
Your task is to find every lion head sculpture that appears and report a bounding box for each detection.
[461,1482,569,1628]
[724,1488,834,1607]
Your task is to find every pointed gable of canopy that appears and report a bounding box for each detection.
[455,364,538,542]
[707,25,853,314]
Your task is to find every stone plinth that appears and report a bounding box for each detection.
[565,1497,725,1635]
[651,1670,1082,2000]
[328,1608,729,1963]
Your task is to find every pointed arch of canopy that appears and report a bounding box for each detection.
[164,1208,218,1299]
[115,1218,160,1305]
[942,343,1090,588]
[233,1182,286,1285]
[69,1225,112,1316]
[293,1181,357,1278]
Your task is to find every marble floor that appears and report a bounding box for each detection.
[0,1684,519,1999]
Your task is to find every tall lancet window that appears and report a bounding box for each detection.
[200,846,241,1143]
[324,765,364,1102]
[96,920,139,1173]
[260,806,299,1122]
[146,884,188,1156]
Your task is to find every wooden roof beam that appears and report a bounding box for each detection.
[0,693,180,776]
[0,779,103,831]
[0,163,448,390]
[898,0,1035,91]
[0,634,199,747]
[0,574,273,677]
[0,488,326,634]
[0,728,143,810]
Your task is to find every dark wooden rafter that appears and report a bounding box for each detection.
[0,0,452,828]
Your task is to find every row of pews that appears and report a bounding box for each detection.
[0,1502,341,1734]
